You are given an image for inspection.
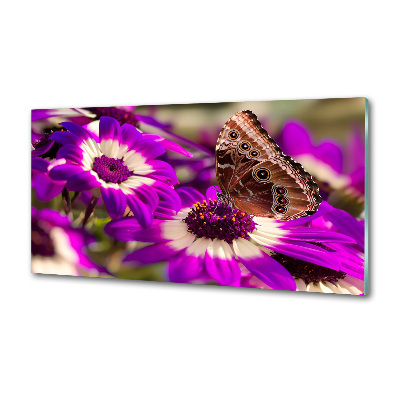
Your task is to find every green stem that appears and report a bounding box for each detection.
[62,187,71,215]
[82,196,99,227]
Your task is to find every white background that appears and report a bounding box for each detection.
[1,1,398,399]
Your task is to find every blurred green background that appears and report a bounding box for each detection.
[137,97,365,144]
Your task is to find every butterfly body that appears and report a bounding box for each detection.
[215,110,322,220]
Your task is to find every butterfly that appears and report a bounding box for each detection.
[215,110,322,220]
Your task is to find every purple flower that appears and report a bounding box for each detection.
[31,158,67,202]
[105,186,356,291]
[31,207,109,277]
[279,120,365,198]
[241,202,365,294]
[48,116,181,227]
[32,106,192,157]
[31,123,68,201]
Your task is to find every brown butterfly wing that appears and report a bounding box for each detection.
[215,110,322,220]
[215,110,280,195]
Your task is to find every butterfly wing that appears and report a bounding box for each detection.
[215,110,322,220]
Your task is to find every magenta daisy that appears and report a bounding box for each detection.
[241,202,365,294]
[279,120,365,200]
[105,186,356,291]
[32,106,193,157]
[31,207,109,277]
[48,116,181,227]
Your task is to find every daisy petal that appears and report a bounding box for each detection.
[279,201,332,227]
[99,116,121,142]
[101,187,127,219]
[315,140,343,173]
[32,158,50,172]
[281,121,313,155]
[49,164,83,181]
[123,233,195,264]
[121,123,142,149]
[143,134,192,157]
[127,194,154,228]
[134,139,165,160]
[168,240,209,283]
[285,227,356,244]
[50,130,82,146]
[105,218,164,242]
[147,160,178,185]
[66,170,101,192]
[153,181,181,211]
[176,187,205,208]
[35,173,65,202]
[31,141,54,157]
[206,186,221,201]
[233,238,296,291]
[60,121,93,141]
[250,233,341,271]
[205,240,241,286]
[56,144,85,166]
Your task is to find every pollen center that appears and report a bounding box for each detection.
[184,199,256,243]
[92,155,133,184]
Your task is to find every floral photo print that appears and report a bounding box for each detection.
[31,98,368,295]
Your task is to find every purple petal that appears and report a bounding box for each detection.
[280,120,313,156]
[347,128,365,170]
[105,218,164,242]
[147,160,178,185]
[324,242,364,280]
[56,144,84,165]
[101,187,127,219]
[127,194,154,228]
[315,140,343,173]
[134,184,159,212]
[31,108,84,122]
[237,250,296,291]
[50,130,82,146]
[280,201,332,227]
[285,227,356,244]
[324,208,364,249]
[121,123,142,149]
[134,139,165,160]
[272,241,341,271]
[99,116,121,142]
[60,121,92,141]
[34,173,66,202]
[37,208,71,228]
[142,133,192,157]
[206,186,221,202]
[205,241,241,286]
[168,254,204,283]
[66,170,101,192]
[349,166,365,194]
[176,187,205,208]
[123,242,181,264]
[49,164,83,181]
[31,206,39,219]
[154,203,178,219]
[153,181,181,212]
[32,158,50,172]
[339,258,364,280]
[31,109,56,121]
[31,141,55,157]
